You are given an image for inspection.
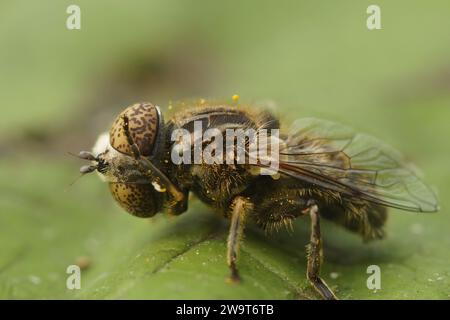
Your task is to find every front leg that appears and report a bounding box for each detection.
[303,200,338,300]
[121,115,185,204]
[226,196,253,283]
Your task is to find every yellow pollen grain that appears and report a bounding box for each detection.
[232,94,239,102]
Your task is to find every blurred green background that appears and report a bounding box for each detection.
[0,0,449,299]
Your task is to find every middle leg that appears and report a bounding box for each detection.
[226,196,253,283]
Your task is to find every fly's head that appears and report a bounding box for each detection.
[77,102,167,217]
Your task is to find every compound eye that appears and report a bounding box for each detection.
[108,183,163,218]
[109,102,161,157]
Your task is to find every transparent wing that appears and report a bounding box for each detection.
[273,118,438,212]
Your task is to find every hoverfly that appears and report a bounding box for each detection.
[76,100,439,299]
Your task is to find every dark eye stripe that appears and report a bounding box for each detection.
[109,102,159,157]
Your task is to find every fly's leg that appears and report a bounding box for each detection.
[121,115,185,204]
[303,200,338,300]
[226,196,253,283]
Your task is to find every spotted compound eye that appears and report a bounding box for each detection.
[109,183,163,218]
[108,102,163,218]
[109,102,160,157]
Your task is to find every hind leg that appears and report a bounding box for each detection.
[242,182,339,299]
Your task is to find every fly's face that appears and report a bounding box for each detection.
[77,102,167,217]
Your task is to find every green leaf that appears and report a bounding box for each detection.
[1,155,449,299]
[1,0,450,300]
